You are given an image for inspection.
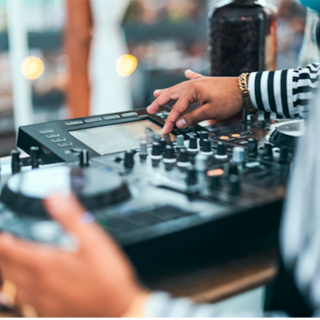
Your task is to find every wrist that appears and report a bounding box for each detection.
[120,289,150,318]
[239,73,257,116]
[229,77,245,114]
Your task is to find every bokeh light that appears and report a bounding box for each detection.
[116,54,138,77]
[21,56,45,80]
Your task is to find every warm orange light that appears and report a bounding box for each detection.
[116,54,138,77]
[21,56,45,80]
[207,169,224,177]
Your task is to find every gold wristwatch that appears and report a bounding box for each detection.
[239,73,257,116]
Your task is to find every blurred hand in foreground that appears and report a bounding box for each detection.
[0,194,145,317]
[147,70,244,134]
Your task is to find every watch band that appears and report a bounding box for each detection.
[239,73,257,116]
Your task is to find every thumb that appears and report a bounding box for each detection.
[44,193,90,234]
[185,69,204,80]
[176,104,210,129]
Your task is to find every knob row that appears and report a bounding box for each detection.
[125,136,289,169]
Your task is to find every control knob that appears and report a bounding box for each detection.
[176,135,185,149]
[228,163,239,176]
[248,139,258,158]
[209,175,220,190]
[195,154,207,172]
[229,174,240,195]
[79,149,90,167]
[177,148,191,167]
[159,139,167,154]
[163,145,176,164]
[215,142,228,160]
[232,147,245,164]
[153,134,161,143]
[186,166,198,185]
[207,169,224,190]
[139,141,148,157]
[11,150,21,174]
[200,131,208,149]
[30,146,40,169]
[124,150,135,168]
[263,143,273,161]
[201,139,213,156]
[188,137,198,152]
[151,142,163,160]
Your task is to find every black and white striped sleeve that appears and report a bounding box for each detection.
[248,63,320,119]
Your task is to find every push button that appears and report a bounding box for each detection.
[72,148,83,153]
[58,142,73,148]
[122,112,138,118]
[65,120,83,126]
[103,115,121,121]
[246,162,260,168]
[52,137,66,143]
[46,133,60,139]
[220,136,229,141]
[39,129,54,134]
[85,117,102,123]
[231,134,241,138]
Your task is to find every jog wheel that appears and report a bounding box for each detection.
[269,120,304,150]
[0,166,131,218]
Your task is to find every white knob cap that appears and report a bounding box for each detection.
[176,135,185,148]
[232,147,245,163]
[195,154,208,172]
[140,141,148,155]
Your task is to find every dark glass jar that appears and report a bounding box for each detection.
[209,0,278,77]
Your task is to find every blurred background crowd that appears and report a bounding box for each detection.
[0,0,313,157]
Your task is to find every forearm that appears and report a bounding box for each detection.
[248,63,320,119]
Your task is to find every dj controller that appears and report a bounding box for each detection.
[0,107,302,277]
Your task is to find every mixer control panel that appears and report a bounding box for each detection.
[0,109,299,276]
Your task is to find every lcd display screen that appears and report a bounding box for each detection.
[69,120,176,155]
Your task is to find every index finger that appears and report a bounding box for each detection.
[147,82,188,115]
[162,85,197,134]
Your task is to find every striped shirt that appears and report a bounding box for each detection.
[143,63,320,317]
[248,63,320,118]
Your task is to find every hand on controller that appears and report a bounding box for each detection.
[147,70,244,134]
[0,194,146,317]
